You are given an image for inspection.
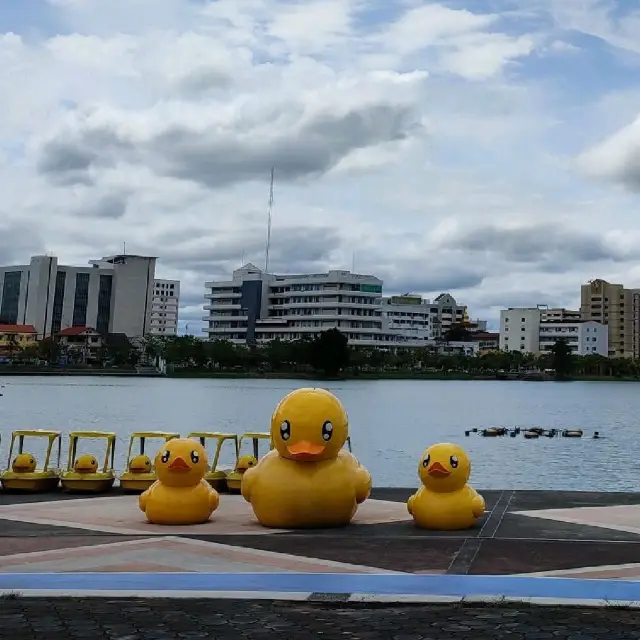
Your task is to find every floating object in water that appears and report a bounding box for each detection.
[562,429,583,438]
[593,431,602,439]
[227,432,273,493]
[0,430,62,492]
[481,427,506,437]
[60,431,116,493]
[407,442,485,531]
[120,431,180,493]
[523,431,539,439]
[187,432,238,491]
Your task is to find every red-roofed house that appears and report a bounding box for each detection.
[57,327,103,363]
[0,324,38,357]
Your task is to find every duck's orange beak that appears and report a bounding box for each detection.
[287,441,325,458]
[13,465,29,472]
[427,461,451,478]
[168,457,190,471]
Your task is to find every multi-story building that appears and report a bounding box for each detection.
[539,320,608,356]
[379,295,432,346]
[0,324,37,356]
[150,279,180,336]
[580,279,634,358]
[203,264,384,345]
[0,254,157,338]
[500,307,542,353]
[500,306,607,356]
[377,293,468,345]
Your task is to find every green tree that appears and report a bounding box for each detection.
[309,328,350,376]
[38,338,60,364]
[443,323,473,342]
[550,339,573,379]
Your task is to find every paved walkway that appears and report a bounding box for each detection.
[2,598,640,639]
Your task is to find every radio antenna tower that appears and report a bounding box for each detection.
[264,166,275,274]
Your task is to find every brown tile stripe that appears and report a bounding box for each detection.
[158,539,383,573]
[0,536,140,557]
[551,566,640,579]
[0,538,161,568]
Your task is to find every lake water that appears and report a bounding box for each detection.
[0,376,636,491]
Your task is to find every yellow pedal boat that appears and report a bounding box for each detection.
[187,432,239,491]
[60,431,117,493]
[0,430,62,492]
[226,432,273,493]
[119,431,180,492]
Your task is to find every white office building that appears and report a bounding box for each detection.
[378,293,468,346]
[149,279,180,336]
[203,264,384,345]
[0,254,157,338]
[500,307,608,356]
[539,320,608,356]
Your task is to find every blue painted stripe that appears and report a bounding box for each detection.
[1,573,640,601]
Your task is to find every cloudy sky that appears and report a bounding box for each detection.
[2,0,640,333]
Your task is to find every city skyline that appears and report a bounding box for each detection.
[1,1,640,334]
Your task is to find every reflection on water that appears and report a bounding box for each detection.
[0,376,636,490]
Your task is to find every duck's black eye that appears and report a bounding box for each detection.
[322,421,333,441]
[422,455,430,468]
[30,458,34,464]
[450,456,459,468]
[190,450,199,464]
[91,458,96,465]
[280,420,291,441]
[248,460,254,466]
[161,450,170,463]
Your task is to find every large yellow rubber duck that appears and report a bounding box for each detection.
[12,453,37,473]
[407,443,485,530]
[139,439,220,525]
[242,387,371,528]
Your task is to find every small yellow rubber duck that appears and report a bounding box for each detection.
[242,387,372,528]
[74,454,99,474]
[139,439,220,525]
[12,453,37,473]
[235,455,257,473]
[407,443,485,530]
[128,454,152,474]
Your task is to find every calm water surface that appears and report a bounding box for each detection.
[0,376,635,491]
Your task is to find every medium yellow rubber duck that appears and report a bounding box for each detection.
[139,439,220,525]
[242,387,372,528]
[74,454,99,474]
[407,443,485,530]
[12,453,37,473]
[128,454,152,474]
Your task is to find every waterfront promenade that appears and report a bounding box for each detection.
[2,488,640,637]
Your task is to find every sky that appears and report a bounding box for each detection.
[2,0,640,333]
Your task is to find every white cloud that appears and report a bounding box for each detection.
[0,0,639,332]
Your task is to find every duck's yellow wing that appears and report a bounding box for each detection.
[354,465,372,504]
[471,492,486,518]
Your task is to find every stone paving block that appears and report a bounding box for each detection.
[2,599,640,639]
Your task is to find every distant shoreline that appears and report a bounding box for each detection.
[0,368,638,382]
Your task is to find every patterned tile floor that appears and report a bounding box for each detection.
[0,536,406,573]
[0,494,410,536]
[2,489,640,579]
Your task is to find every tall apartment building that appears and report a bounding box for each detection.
[203,263,384,345]
[149,279,180,336]
[500,306,607,356]
[0,254,157,338]
[580,279,634,358]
